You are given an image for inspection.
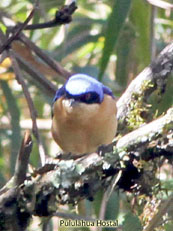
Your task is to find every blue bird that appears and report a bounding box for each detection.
[51,74,117,154]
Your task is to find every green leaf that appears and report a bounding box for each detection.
[130,0,150,68]
[122,212,142,231]
[105,191,119,221]
[116,23,135,87]
[164,222,173,231]
[93,190,104,217]
[99,0,132,80]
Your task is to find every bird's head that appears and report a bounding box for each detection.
[53,74,114,109]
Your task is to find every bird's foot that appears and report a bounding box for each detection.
[97,144,113,156]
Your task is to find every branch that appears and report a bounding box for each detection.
[116,107,173,158]
[19,33,72,79]
[0,131,32,195]
[0,10,173,230]
[9,49,46,165]
[21,2,77,30]
[13,131,32,186]
[117,42,173,132]
[0,29,69,98]
[33,107,173,203]
[0,65,172,228]
[0,0,39,54]
[12,49,57,96]
[0,132,32,230]
[0,107,170,221]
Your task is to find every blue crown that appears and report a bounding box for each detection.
[53,74,114,103]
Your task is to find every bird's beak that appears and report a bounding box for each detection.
[68,98,77,107]
[63,98,78,108]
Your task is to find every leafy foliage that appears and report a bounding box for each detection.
[0,0,173,230]
[122,212,142,231]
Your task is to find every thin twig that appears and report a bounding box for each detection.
[0,0,39,54]
[21,2,77,30]
[13,49,57,96]
[19,33,72,79]
[105,170,122,202]
[9,49,46,166]
[98,170,122,226]
[14,130,32,186]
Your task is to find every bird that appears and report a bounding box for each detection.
[51,73,117,155]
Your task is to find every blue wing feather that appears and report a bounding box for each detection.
[53,85,65,103]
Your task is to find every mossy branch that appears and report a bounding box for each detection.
[0,107,172,230]
[117,42,173,132]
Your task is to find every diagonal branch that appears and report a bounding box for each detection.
[12,49,57,96]
[19,34,72,79]
[22,107,172,210]
[117,42,173,131]
[0,0,39,54]
[9,49,46,166]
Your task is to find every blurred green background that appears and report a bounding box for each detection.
[0,0,173,230]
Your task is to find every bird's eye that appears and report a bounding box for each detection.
[79,92,100,104]
[79,93,91,103]
[84,93,91,101]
